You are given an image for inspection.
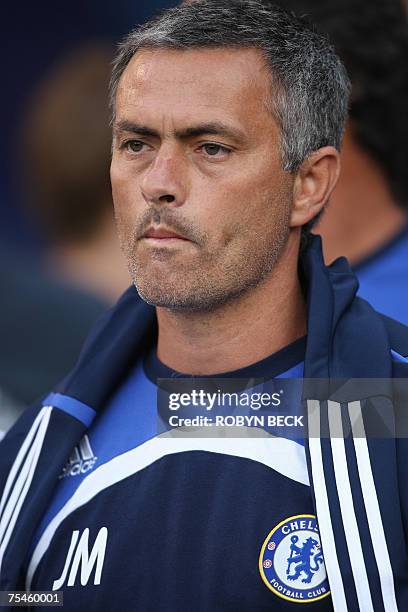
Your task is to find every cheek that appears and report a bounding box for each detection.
[188,173,265,249]
[110,160,140,220]
[221,173,292,246]
[110,160,126,203]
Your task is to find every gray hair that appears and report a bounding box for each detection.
[110,0,350,175]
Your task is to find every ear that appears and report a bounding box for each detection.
[290,146,341,228]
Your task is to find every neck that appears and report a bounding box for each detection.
[48,212,131,304]
[156,233,306,375]
[317,128,407,265]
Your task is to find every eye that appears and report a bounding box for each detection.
[124,140,149,154]
[200,143,231,158]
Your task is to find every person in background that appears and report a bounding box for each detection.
[0,249,107,407]
[278,0,408,322]
[0,45,131,409]
[21,44,130,304]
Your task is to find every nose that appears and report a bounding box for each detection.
[140,146,187,207]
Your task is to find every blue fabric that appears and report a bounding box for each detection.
[29,352,306,561]
[355,225,408,325]
[44,393,96,428]
[28,348,323,610]
[391,349,408,364]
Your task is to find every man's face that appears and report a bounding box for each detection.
[111,47,294,311]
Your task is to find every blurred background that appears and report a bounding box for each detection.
[0,0,178,429]
[0,0,407,431]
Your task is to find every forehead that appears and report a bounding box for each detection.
[115,47,274,131]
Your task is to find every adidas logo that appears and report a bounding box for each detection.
[59,435,98,479]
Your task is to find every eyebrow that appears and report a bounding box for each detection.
[113,120,246,143]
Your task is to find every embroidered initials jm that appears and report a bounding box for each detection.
[52,527,108,590]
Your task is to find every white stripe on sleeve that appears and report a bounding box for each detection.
[348,401,398,612]
[328,401,374,612]
[307,399,348,612]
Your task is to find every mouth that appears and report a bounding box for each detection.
[142,226,191,242]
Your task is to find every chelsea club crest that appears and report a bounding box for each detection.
[259,514,331,604]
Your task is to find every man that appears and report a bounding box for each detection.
[1,2,408,611]
[278,0,408,322]
[22,44,130,304]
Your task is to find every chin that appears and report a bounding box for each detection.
[134,278,191,309]
[134,278,247,313]
[133,282,205,311]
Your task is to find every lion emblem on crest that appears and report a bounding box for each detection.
[286,535,324,583]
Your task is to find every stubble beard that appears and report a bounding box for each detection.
[117,214,291,313]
